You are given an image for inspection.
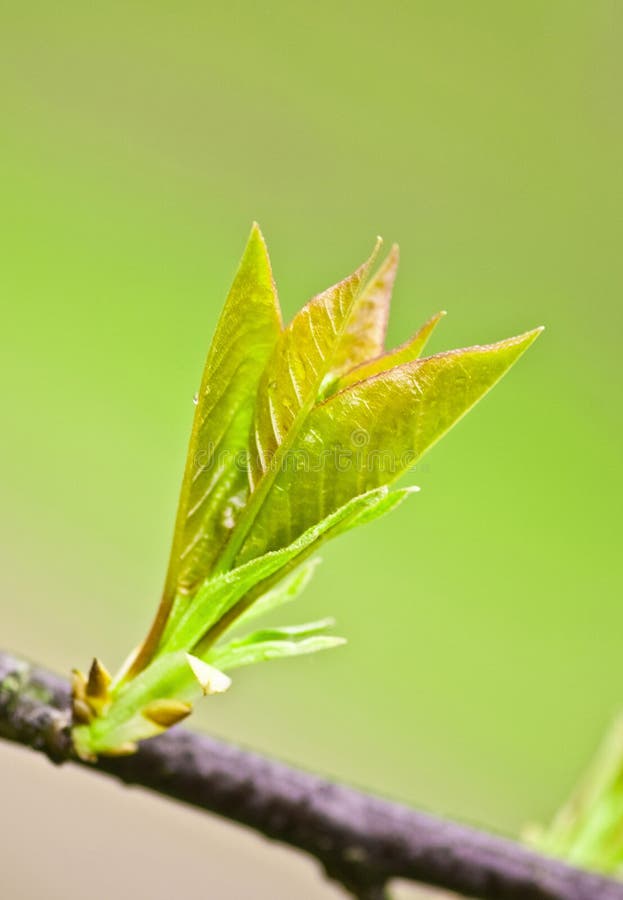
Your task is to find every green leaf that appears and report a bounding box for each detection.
[162,484,413,655]
[194,483,415,653]
[333,309,446,393]
[131,224,282,674]
[233,557,321,630]
[213,240,380,572]
[237,329,542,560]
[168,222,282,595]
[206,621,345,671]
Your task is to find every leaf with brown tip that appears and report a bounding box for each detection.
[237,328,543,561]
[333,309,446,393]
[214,240,380,571]
[327,244,399,382]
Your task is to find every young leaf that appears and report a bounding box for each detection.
[131,224,282,674]
[168,222,282,594]
[213,240,381,571]
[328,244,399,381]
[237,329,542,561]
[333,309,446,393]
[162,484,414,655]
[194,483,417,655]
[207,622,345,671]
[233,557,321,630]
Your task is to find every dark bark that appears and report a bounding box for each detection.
[1,649,622,900]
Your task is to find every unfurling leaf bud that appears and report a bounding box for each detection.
[142,699,193,728]
[86,658,112,700]
[70,226,542,759]
[72,698,93,725]
[71,669,88,702]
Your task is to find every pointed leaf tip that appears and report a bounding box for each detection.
[86,658,112,702]
[248,220,268,249]
[370,235,383,266]
[326,241,401,383]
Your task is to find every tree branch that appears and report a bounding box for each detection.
[1,649,621,900]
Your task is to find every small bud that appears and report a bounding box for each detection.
[86,658,112,702]
[186,654,232,695]
[103,742,138,757]
[72,698,93,725]
[71,669,88,702]
[142,699,193,728]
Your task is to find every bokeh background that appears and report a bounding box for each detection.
[1,2,622,898]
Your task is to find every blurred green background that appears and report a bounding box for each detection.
[1,2,621,897]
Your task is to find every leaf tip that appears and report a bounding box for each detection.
[510,325,545,354]
[86,658,112,707]
[186,654,232,695]
[247,220,269,252]
[330,636,347,649]
[522,324,545,339]
[366,235,383,272]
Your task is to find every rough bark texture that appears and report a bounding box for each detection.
[1,649,622,900]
